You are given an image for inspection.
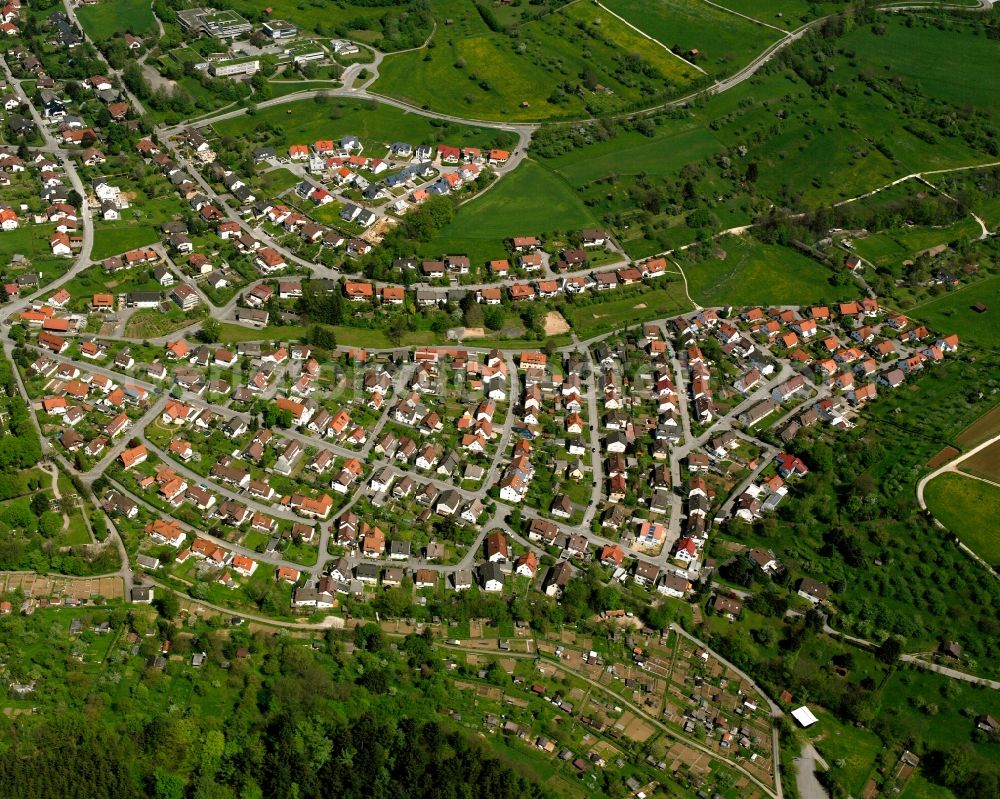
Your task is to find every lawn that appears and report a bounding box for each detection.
[684,236,844,307]
[214,96,506,155]
[601,0,781,77]
[256,167,301,195]
[908,275,1000,348]
[923,473,1000,568]
[91,224,160,262]
[0,226,70,287]
[62,264,162,306]
[76,0,157,39]
[421,160,599,264]
[806,707,884,798]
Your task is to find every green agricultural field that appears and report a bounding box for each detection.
[420,160,599,264]
[559,2,700,85]
[601,0,781,77]
[923,472,1000,568]
[909,274,1000,348]
[214,97,505,155]
[374,0,701,122]
[534,14,1000,228]
[684,236,843,307]
[76,0,157,39]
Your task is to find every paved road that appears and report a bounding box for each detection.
[793,744,829,799]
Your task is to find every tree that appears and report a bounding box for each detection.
[31,493,50,517]
[387,316,406,347]
[154,590,180,620]
[876,636,902,665]
[196,319,221,343]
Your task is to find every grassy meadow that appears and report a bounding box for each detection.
[684,236,844,307]
[924,473,1000,568]
[909,275,1000,348]
[374,0,702,122]
[76,0,157,39]
[420,160,599,263]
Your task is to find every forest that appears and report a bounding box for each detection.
[0,619,553,799]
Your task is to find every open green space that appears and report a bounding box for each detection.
[375,0,702,122]
[909,275,1000,348]
[542,119,723,187]
[531,12,1000,256]
[851,217,982,269]
[877,666,1000,773]
[561,282,692,340]
[420,160,599,264]
[923,472,1000,568]
[840,19,1000,115]
[601,0,780,77]
[76,0,157,39]
[0,226,70,288]
[215,96,506,154]
[684,236,843,307]
[90,224,160,262]
[255,167,301,195]
[806,707,884,797]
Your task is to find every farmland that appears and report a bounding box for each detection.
[955,405,1000,449]
[958,441,1000,484]
[683,236,844,307]
[76,0,157,39]
[923,473,1000,568]
[909,275,1000,348]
